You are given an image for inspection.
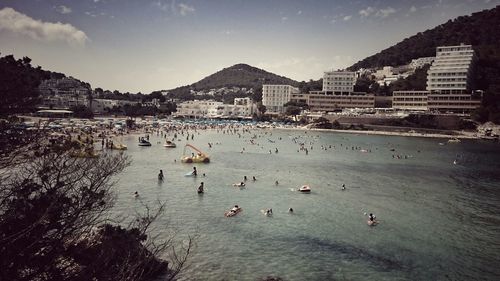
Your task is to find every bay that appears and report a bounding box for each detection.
[111,127,500,281]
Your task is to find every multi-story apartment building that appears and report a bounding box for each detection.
[322,71,356,93]
[294,91,374,112]
[392,91,429,111]
[425,44,480,112]
[427,44,474,94]
[174,98,256,119]
[38,77,91,109]
[288,70,373,113]
[262,84,299,114]
[392,44,481,113]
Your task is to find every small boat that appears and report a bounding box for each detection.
[298,185,311,193]
[163,140,176,148]
[447,138,461,143]
[224,206,242,217]
[138,138,151,146]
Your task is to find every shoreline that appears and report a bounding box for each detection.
[16,115,493,141]
[303,128,479,140]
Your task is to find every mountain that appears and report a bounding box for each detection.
[165,64,299,101]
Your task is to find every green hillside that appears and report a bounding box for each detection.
[348,6,500,72]
[166,64,299,101]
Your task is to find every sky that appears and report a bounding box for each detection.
[0,0,499,94]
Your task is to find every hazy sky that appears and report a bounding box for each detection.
[0,0,498,93]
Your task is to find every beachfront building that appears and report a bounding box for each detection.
[288,70,374,113]
[304,91,375,112]
[390,44,481,113]
[427,44,474,93]
[91,99,138,114]
[262,85,299,114]
[426,44,481,113]
[174,98,256,119]
[174,100,223,118]
[323,71,356,93]
[392,91,429,111]
[39,94,90,110]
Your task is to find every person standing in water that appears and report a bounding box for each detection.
[158,170,164,181]
[192,167,197,176]
[198,182,204,194]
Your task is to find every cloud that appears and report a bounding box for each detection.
[85,11,97,17]
[0,7,89,46]
[376,7,396,18]
[178,3,195,16]
[359,7,375,17]
[409,6,417,13]
[343,15,352,21]
[281,16,288,22]
[55,5,72,14]
[154,1,195,16]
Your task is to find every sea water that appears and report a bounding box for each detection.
[112,129,500,281]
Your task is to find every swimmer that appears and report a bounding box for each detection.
[288,208,294,213]
[134,191,139,198]
[275,181,279,186]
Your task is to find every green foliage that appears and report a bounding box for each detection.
[348,7,500,71]
[123,104,158,117]
[0,55,43,116]
[298,79,322,93]
[285,105,301,116]
[389,65,430,93]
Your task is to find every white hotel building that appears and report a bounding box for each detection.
[262,85,300,114]
[174,98,255,119]
[323,71,356,93]
[393,44,481,113]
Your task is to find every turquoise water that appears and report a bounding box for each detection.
[112,128,500,281]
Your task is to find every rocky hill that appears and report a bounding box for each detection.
[165,64,299,101]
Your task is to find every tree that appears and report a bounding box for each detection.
[70,105,94,119]
[285,105,301,116]
[0,55,45,116]
[0,124,194,281]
